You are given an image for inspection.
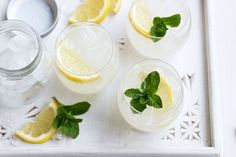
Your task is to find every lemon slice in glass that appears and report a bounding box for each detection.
[56,46,100,83]
[110,0,122,14]
[129,1,152,38]
[157,77,173,108]
[68,0,111,24]
[15,98,59,144]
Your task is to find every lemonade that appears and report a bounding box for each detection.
[127,0,191,59]
[55,22,118,94]
[117,60,183,132]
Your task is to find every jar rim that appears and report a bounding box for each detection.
[0,20,42,79]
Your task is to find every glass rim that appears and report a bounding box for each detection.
[121,59,184,115]
[55,22,115,77]
[0,20,42,79]
[129,0,191,39]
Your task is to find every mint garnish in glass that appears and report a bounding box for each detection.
[124,71,163,114]
[150,14,181,42]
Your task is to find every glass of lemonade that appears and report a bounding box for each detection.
[55,22,119,94]
[117,60,183,133]
[127,0,191,59]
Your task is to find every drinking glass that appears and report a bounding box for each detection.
[127,0,191,59]
[117,59,184,133]
[55,22,119,94]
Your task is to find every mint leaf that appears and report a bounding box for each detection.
[162,14,181,27]
[51,97,90,139]
[150,14,181,42]
[152,17,168,35]
[64,102,90,115]
[60,121,79,139]
[59,119,69,135]
[150,17,168,42]
[71,118,83,123]
[68,121,80,139]
[148,94,162,108]
[124,88,143,99]
[52,107,68,129]
[130,99,146,113]
[150,26,161,42]
[124,71,163,114]
[53,107,81,139]
[141,71,160,94]
[52,115,64,128]
[139,95,149,105]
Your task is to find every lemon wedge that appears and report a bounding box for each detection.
[68,0,111,24]
[16,98,59,144]
[110,0,122,14]
[56,46,100,83]
[129,1,153,38]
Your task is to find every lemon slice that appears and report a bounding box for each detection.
[110,0,122,14]
[16,99,59,144]
[68,0,111,24]
[157,77,173,108]
[129,1,153,38]
[56,46,100,83]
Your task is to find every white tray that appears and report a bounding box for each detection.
[0,0,222,156]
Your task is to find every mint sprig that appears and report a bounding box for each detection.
[150,14,181,42]
[124,71,163,114]
[52,98,91,139]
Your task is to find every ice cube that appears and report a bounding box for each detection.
[0,32,15,52]
[77,27,97,49]
[0,48,14,69]
[8,35,32,53]
[3,34,37,70]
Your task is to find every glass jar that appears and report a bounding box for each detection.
[0,20,52,107]
[117,59,183,134]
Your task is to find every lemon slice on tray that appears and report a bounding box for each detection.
[16,98,59,144]
[110,0,122,14]
[56,46,100,83]
[68,0,111,24]
[129,1,153,38]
